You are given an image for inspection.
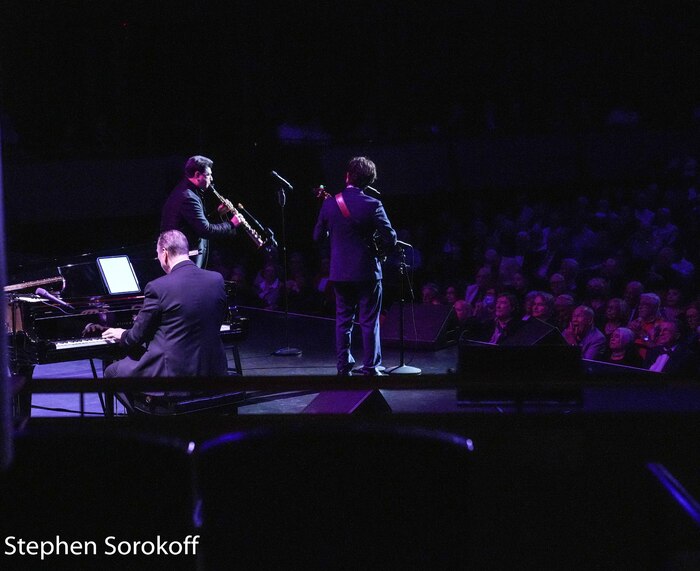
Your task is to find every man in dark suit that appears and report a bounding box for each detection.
[477,293,524,345]
[313,157,397,376]
[643,320,699,376]
[161,155,241,267]
[101,229,229,378]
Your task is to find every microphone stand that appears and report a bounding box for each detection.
[273,183,302,357]
[386,242,421,375]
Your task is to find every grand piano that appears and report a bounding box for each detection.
[5,244,250,416]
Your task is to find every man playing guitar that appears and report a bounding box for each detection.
[313,157,397,376]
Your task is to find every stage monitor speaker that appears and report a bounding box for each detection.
[302,390,391,415]
[501,318,567,346]
[380,303,456,351]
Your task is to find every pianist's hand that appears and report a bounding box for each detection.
[82,323,107,337]
[102,327,126,343]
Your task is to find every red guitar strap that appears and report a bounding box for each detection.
[335,193,352,219]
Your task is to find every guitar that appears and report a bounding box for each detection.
[313,186,387,262]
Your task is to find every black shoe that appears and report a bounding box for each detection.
[337,369,353,376]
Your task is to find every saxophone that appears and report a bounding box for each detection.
[210,185,268,249]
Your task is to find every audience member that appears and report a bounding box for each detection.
[508,271,530,304]
[254,263,283,310]
[312,256,335,316]
[681,302,700,353]
[530,292,556,325]
[453,299,473,328]
[228,264,256,306]
[521,290,539,321]
[478,293,524,345]
[643,320,698,375]
[484,247,521,289]
[465,266,495,305]
[472,288,497,323]
[623,280,645,323]
[548,273,567,297]
[582,277,610,325]
[553,294,576,331]
[651,207,678,250]
[598,257,626,296]
[286,270,319,313]
[661,286,685,321]
[558,258,581,296]
[602,298,630,340]
[562,305,607,360]
[604,327,643,368]
[443,284,460,305]
[629,293,665,360]
[421,282,442,305]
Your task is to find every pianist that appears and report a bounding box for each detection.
[98,229,229,379]
[160,155,241,268]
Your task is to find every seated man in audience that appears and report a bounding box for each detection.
[643,320,699,376]
[562,305,607,360]
[477,293,524,345]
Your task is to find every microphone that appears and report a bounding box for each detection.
[35,288,75,310]
[365,185,381,196]
[271,170,293,191]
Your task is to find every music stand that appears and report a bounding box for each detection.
[272,175,302,357]
[386,242,421,375]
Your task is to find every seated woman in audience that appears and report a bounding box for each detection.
[602,297,630,340]
[661,286,685,321]
[629,293,665,360]
[530,291,557,326]
[604,327,644,368]
[520,290,539,321]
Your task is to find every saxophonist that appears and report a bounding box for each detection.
[161,155,242,268]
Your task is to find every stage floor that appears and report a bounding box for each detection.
[30,306,464,417]
[28,306,700,417]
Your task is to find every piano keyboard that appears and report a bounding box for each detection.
[53,324,234,351]
[53,338,110,350]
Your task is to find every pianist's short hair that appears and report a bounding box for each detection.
[346,156,377,189]
[184,155,213,177]
[158,230,189,257]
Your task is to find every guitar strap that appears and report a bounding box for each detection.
[335,193,352,219]
[335,191,384,261]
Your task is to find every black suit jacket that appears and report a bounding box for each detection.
[116,260,228,377]
[643,344,699,377]
[477,318,525,345]
[313,186,396,282]
[161,178,236,256]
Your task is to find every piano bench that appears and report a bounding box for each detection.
[119,391,246,416]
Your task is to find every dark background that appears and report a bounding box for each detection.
[2,1,700,272]
[3,1,700,152]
